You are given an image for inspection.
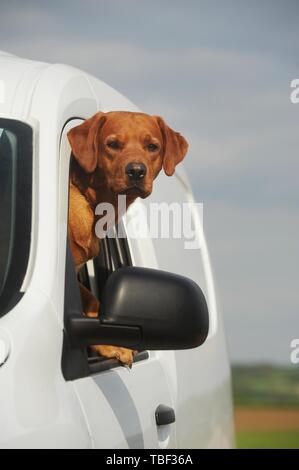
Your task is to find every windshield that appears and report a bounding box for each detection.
[0,119,32,316]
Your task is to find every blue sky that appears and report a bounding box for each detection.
[0,0,298,363]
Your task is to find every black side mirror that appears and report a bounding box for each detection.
[67,266,209,351]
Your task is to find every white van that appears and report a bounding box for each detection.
[0,50,234,449]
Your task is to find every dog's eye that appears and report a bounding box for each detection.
[107,141,120,150]
[147,143,159,152]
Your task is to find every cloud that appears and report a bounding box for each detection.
[204,202,299,363]
[0,4,57,37]
[0,1,298,364]
[0,36,269,82]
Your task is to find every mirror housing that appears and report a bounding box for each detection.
[68,266,209,351]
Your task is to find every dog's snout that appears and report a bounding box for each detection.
[125,162,147,181]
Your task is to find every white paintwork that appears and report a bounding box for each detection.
[0,50,235,448]
[60,121,176,449]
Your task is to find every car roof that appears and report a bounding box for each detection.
[0,51,50,119]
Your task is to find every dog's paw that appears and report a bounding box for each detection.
[91,345,136,368]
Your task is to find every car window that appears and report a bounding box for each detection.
[63,182,148,379]
[0,128,16,293]
[0,119,32,316]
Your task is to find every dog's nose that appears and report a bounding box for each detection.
[125,162,147,181]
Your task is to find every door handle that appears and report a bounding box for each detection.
[155,404,176,426]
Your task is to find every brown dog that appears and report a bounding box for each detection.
[67,111,188,366]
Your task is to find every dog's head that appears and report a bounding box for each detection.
[67,111,188,199]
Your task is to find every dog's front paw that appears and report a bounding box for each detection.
[91,345,135,368]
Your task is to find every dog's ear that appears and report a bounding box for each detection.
[67,112,107,173]
[154,116,188,176]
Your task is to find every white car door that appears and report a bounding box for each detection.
[141,170,234,448]
[0,118,91,449]
[59,120,177,449]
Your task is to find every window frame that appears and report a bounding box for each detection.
[0,118,33,317]
[62,223,149,381]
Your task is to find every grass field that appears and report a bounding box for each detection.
[232,364,299,408]
[237,430,299,449]
[235,407,299,449]
[232,365,299,449]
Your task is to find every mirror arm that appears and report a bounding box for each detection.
[66,315,142,349]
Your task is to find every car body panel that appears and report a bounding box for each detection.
[0,51,234,449]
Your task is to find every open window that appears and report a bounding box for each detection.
[59,120,152,380]
[62,220,149,381]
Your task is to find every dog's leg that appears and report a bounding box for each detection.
[79,283,135,367]
[91,345,135,368]
[79,282,100,318]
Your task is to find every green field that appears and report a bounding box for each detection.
[232,364,299,408]
[237,430,299,449]
[232,365,299,449]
